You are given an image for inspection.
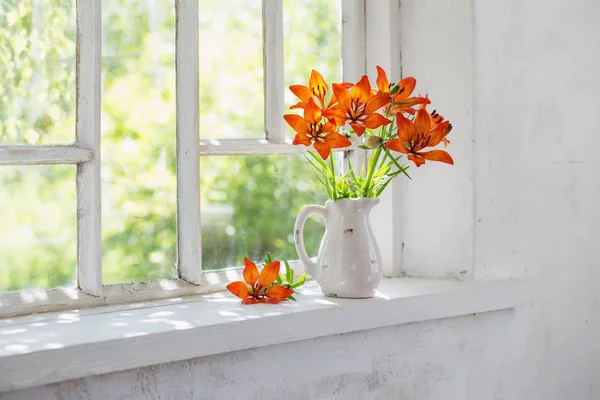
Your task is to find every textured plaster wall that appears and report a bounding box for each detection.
[2,0,600,398]
[472,0,600,398]
[2,310,531,400]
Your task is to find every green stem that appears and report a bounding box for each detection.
[329,150,336,200]
[363,147,382,197]
[383,148,411,179]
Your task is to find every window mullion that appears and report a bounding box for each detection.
[176,0,202,285]
[263,0,285,143]
[364,0,404,277]
[342,0,366,82]
[75,0,102,296]
[341,0,367,178]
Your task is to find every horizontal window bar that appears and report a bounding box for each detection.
[0,145,93,166]
[199,138,357,156]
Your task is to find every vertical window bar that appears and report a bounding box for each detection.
[365,0,403,277]
[263,0,285,143]
[341,0,367,175]
[342,0,366,82]
[176,0,202,284]
[76,0,102,296]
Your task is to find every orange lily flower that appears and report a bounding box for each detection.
[326,75,392,136]
[226,258,294,304]
[418,98,452,146]
[284,97,352,160]
[375,66,430,115]
[289,70,352,112]
[384,109,453,168]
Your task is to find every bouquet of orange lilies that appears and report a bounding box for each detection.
[284,67,453,200]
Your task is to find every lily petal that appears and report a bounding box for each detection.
[419,150,454,165]
[426,121,450,148]
[322,106,347,126]
[320,118,339,134]
[309,70,328,105]
[293,132,312,146]
[290,101,306,110]
[376,66,389,93]
[313,141,332,160]
[304,98,322,125]
[332,83,352,112]
[266,286,295,301]
[284,114,309,135]
[351,75,372,104]
[394,77,416,100]
[258,260,281,287]
[324,131,352,149]
[395,113,416,143]
[413,109,431,135]
[243,258,259,286]
[407,153,426,167]
[242,297,260,305]
[226,281,251,299]
[349,122,366,136]
[362,113,392,129]
[289,85,312,102]
[365,93,391,114]
[384,138,410,154]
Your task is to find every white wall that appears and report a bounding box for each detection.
[2,0,599,398]
[473,0,600,397]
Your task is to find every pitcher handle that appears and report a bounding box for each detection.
[294,204,328,276]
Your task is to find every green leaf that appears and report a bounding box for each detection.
[284,258,293,285]
[287,295,297,302]
[292,273,307,288]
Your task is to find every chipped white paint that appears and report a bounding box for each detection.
[0,146,93,165]
[0,278,527,392]
[175,0,202,285]
[75,0,102,297]
[263,0,285,143]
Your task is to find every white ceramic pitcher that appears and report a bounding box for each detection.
[294,197,382,298]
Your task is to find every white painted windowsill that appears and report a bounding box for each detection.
[0,277,528,392]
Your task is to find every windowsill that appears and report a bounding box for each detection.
[0,277,528,392]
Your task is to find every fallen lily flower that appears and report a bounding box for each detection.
[226,258,294,304]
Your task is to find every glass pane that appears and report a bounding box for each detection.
[0,0,76,144]
[283,0,342,137]
[199,0,264,139]
[201,155,328,270]
[0,166,76,292]
[101,0,177,284]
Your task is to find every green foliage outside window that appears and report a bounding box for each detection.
[0,0,341,291]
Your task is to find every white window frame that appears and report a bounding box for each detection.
[0,0,403,318]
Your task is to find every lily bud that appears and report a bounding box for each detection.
[389,83,400,95]
[364,136,383,149]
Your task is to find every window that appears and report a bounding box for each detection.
[0,0,369,316]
